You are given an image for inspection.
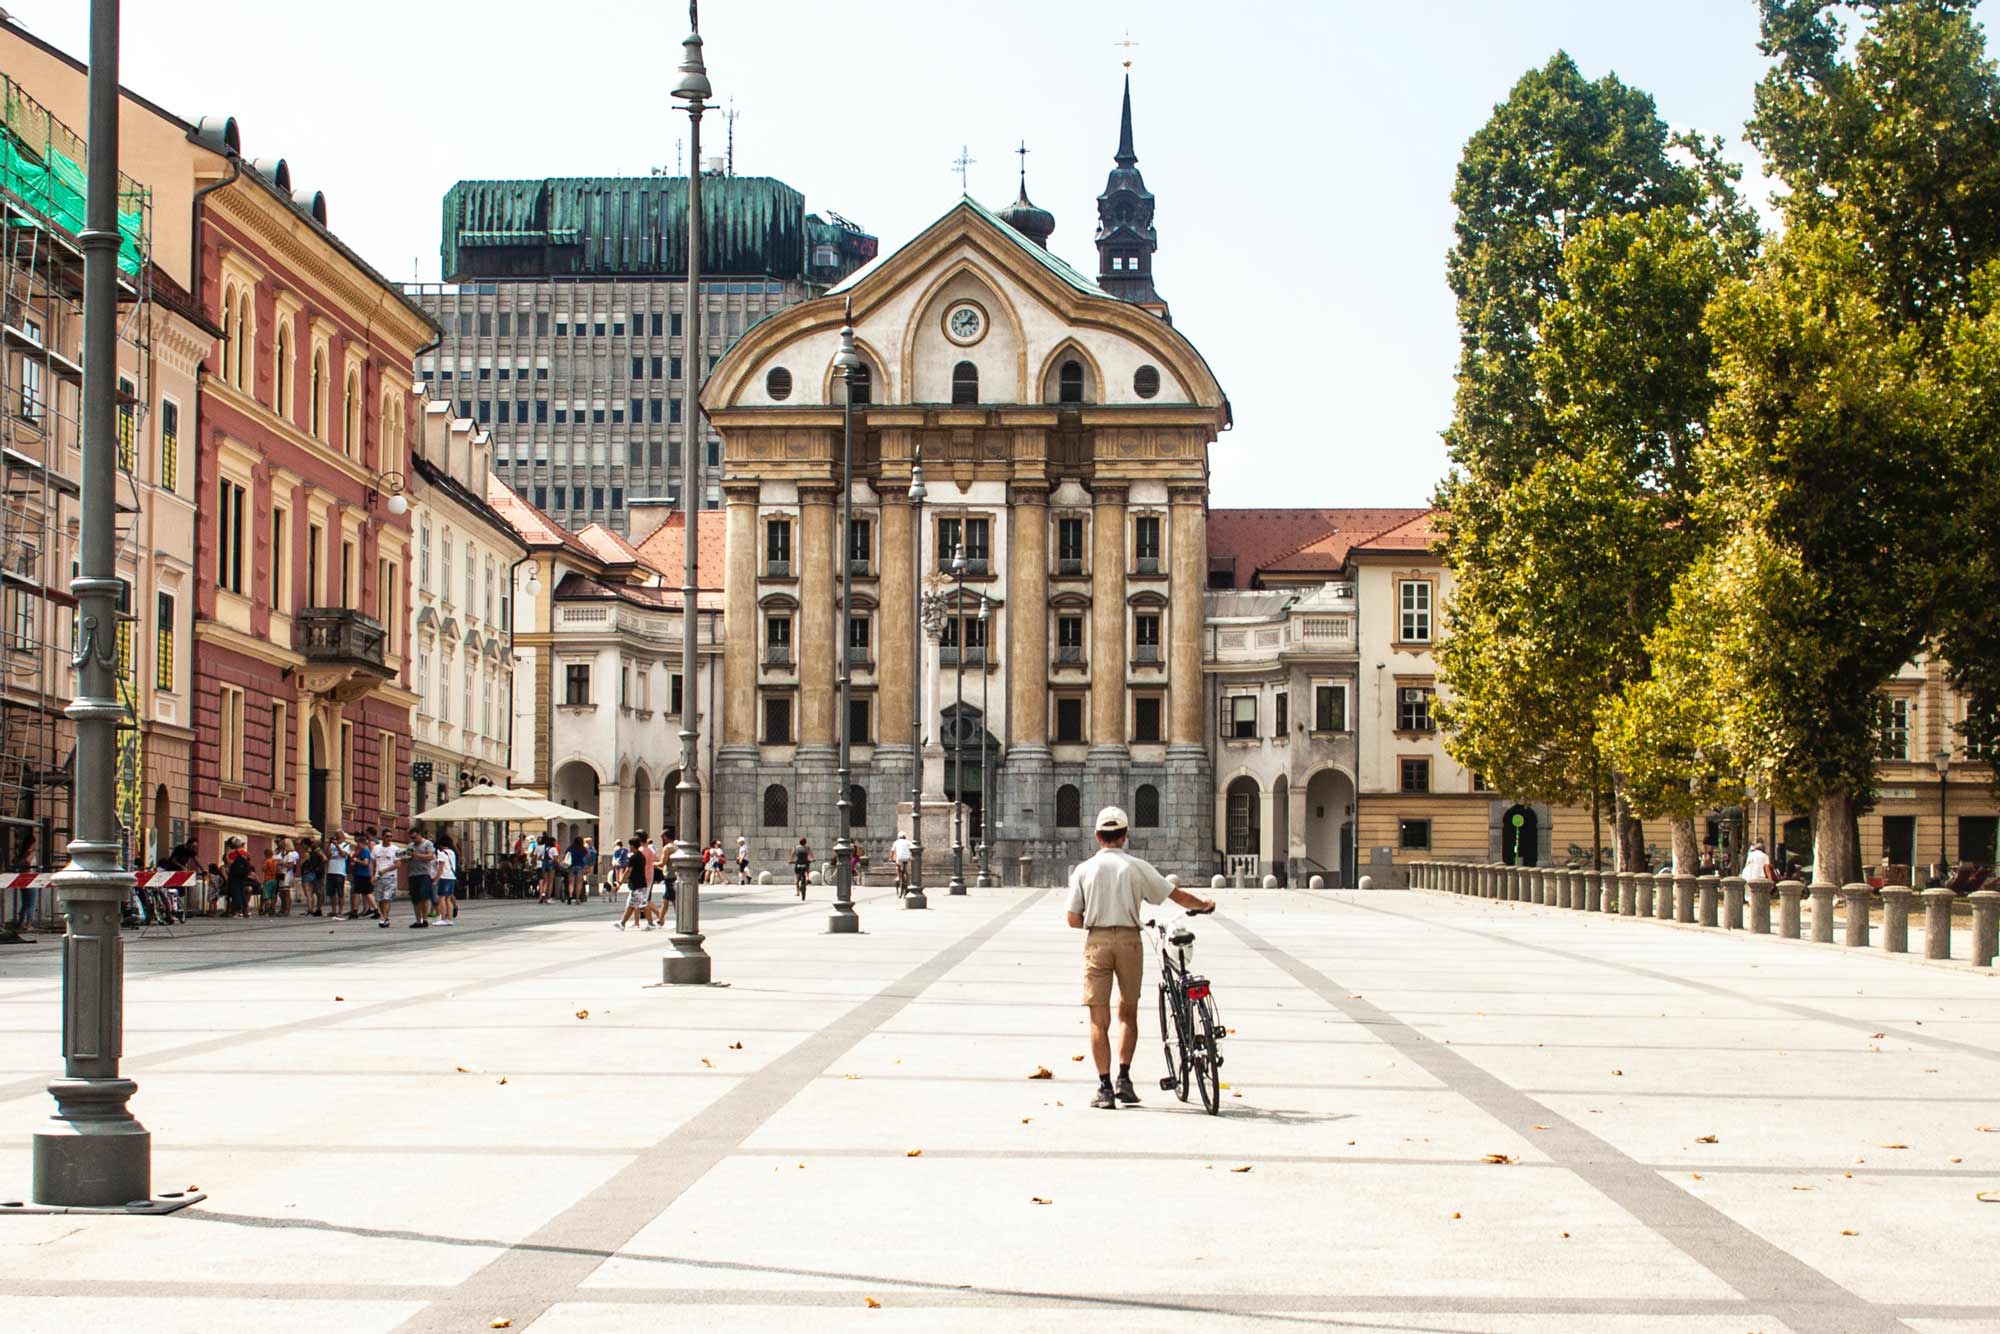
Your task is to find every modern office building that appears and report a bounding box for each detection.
[407,174,875,535]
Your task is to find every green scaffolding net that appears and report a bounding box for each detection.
[0,73,146,275]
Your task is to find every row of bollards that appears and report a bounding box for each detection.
[1405,860,2000,968]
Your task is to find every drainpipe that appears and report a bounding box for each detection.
[503,552,531,785]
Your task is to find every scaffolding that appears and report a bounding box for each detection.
[0,71,151,896]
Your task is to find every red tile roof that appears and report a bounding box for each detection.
[485,475,598,561]
[633,510,727,590]
[1351,510,1443,555]
[574,522,645,568]
[1206,508,1430,587]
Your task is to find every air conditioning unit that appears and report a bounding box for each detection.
[1400,688,1426,704]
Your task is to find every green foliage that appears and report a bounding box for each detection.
[1932,263,2000,760]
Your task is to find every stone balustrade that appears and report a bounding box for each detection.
[1399,860,1994,972]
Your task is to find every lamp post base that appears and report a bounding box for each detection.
[661,933,712,985]
[827,905,860,933]
[31,1078,149,1208]
[903,889,928,909]
[948,879,967,895]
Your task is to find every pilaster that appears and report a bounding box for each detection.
[798,483,837,746]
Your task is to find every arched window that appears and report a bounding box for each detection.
[951,360,978,405]
[235,292,253,389]
[762,783,789,828]
[1135,784,1160,828]
[848,784,867,829]
[849,362,872,405]
[343,368,361,457]
[1056,784,1081,829]
[1058,359,1084,404]
[221,283,237,381]
[274,321,292,417]
[310,347,327,438]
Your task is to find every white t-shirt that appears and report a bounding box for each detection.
[737,837,748,862]
[891,836,913,864]
[1741,848,1772,881]
[436,847,458,882]
[1065,848,1173,929]
[280,850,299,884]
[371,842,401,887]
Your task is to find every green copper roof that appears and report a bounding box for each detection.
[960,194,1103,297]
[443,175,822,281]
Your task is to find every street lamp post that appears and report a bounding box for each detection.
[975,596,993,887]
[663,8,712,984]
[948,546,968,895]
[1934,747,1952,884]
[28,0,160,1211]
[904,447,928,910]
[829,310,861,933]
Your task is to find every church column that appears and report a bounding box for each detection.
[1009,484,1050,744]
[1168,484,1206,745]
[797,483,837,747]
[721,484,759,747]
[1089,483,1128,748]
[877,489,914,751]
[322,700,344,834]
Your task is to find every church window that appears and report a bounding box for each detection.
[849,362,872,404]
[766,519,792,573]
[1056,784,1081,828]
[1133,694,1164,743]
[951,361,978,405]
[1057,517,1085,567]
[766,367,792,401]
[1055,696,1085,743]
[1133,365,1161,399]
[1135,784,1160,828]
[1057,614,1084,663]
[763,782,790,826]
[1134,515,1161,569]
[847,782,868,825]
[1058,360,1084,404]
[764,697,793,745]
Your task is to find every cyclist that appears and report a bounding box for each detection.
[1065,806,1215,1110]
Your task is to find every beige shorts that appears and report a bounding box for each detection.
[1082,927,1143,1008]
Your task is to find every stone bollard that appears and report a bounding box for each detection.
[1358,874,1375,891]
[1656,869,1676,920]
[1584,870,1602,913]
[1748,878,1772,933]
[1970,889,1999,968]
[1922,887,1955,960]
[1721,876,1745,930]
[1697,875,1720,928]
[1619,871,1638,917]
[1542,868,1557,906]
[1019,855,1035,888]
[1261,874,1278,889]
[758,870,773,886]
[1879,886,1912,954]
[1509,866,1523,902]
[1777,881,1804,938]
[1211,874,1226,891]
[1840,883,1872,948]
[1487,863,1502,899]
[1674,874,1697,924]
[1808,881,1836,943]
[1309,874,1325,890]
[1635,873,1655,918]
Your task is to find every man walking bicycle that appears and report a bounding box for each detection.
[1066,806,1214,1109]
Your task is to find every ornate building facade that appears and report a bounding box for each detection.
[702,85,1228,877]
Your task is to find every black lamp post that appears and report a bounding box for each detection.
[975,596,994,887]
[904,447,928,910]
[662,7,712,983]
[828,310,860,933]
[1934,747,1952,882]
[948,545,967,895]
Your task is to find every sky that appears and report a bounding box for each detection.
[15,0,1797,508]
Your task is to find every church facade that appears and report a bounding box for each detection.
[701,82,1229,877]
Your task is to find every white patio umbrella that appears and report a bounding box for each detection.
[411,784,596,824]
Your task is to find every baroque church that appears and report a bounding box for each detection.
[704,77,1230,877]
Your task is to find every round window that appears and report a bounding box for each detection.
[1133,365,1161,399]
[765,367,793,401]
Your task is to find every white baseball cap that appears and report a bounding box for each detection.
[1095,806,1130,833]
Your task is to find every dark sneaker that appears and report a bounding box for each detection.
[1115,1076,1141,1105]
[1090,1084,1118,1110]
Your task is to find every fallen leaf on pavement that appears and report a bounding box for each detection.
[1690,1173,1704,1181]
[1611,1069,1624,1077]
[575,1010,589,1020]
[1030,1196,1052,1205]
[1870,1032,1885,1039]
[496,1078,508,1085]
[1482,1154,1515,1165]
[729,1042,743,1050]
[1696,1135,1718,1144]
[1232,1091,1242,1098]
[701,1058,714,1068]
[1841,1229,1859,1236]
[1878,1142,1908,1149]
[1230,1165,1253,1173]
[1793,1185,1816,1192]
[1028,1066,1052,1080]
[864,1297,881,1309]
[1560,1231,1569,1238]
[455,1066,471,1073]
[1070,1054,1084,1062]
[1532,1125,1551,1131]
[1450,1211,1462,1220]
[490,1322,511,1330]
[334,996,345,1002]
[906,1149,923,1157]
[1021,1118,1031,1124]
[1978,1191,2000,1203]
[1951,1157,1963,1164]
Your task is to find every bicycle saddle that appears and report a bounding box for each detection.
[1169,926,1195,946]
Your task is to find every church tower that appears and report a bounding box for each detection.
[1095,73,1166,318]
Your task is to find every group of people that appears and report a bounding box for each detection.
[517,833,596,905]
[609,831,672,930]
[213,827,461,929]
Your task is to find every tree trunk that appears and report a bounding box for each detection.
[1670,815,1699,877]
[1590,781,1603,872]
[1612,785,1646,872]
[1812,791,1857,885]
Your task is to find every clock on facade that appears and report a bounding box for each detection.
[943,301,986,346]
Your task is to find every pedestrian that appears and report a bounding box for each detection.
[616,835,653,931]
[1066,805,1216,1110]
[220,836,252,917]
[792,837,812,900]
[539,835,560,903]
[348,830,378,920]
[370,830,401,929]
[645,832,671,926]
[891,829,914,896]
[1740,840,1772,883]
[434,833,460,925]
[259,841,283,917]
[610,837,630,898]
[301,837,327,916]
[581,836,598,900]
[736,834,750,884]
[404,827,436,928]
[278,835,300,915]
[324,831,349,918]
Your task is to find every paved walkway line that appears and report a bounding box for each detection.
[0,891,896,1106]
[393,890,1050,1334]
[1368,892,2000,1064]
[1215,913,1907,1334]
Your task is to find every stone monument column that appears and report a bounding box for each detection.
[877,486,916,811]
[1005,483,1052,853]
[798,484,838,747]
[720,484,759,748]
[1164,481,1214,879]
[1088,483,1128,748]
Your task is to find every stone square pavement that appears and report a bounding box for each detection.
[0,883,1996,1333]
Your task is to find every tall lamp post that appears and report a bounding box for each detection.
[948,546,968,894]
[27,0,160,1211]
[974,596,994,887]
[663,7,712,984]
[828,310,861,933]
[1933,747,1952,883]
[904,447,928,910]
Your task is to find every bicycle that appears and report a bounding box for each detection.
[1147,906,1224,1114]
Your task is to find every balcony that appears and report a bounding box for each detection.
[1056,644,1083,665]
[848,558,871,577]
[1133,643,1161,666]
[846,644,871,667]
[1056,557,1084,576]
[295,607,392,701]
[1135,556,1161,576]
[765,559,791,578]
[940,645,988,667]
[764,644,793,669]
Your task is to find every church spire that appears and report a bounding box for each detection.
[997,139,1056,249]
[1096,71,1165,315]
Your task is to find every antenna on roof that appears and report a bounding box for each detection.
[1115,30,1140,70]
[725,99,738,176]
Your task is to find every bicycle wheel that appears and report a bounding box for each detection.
[1190,992,1223,1115]
[1157,981,1190,1101]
